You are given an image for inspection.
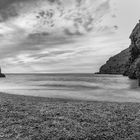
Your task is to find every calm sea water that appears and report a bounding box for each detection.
[0,73,139,102]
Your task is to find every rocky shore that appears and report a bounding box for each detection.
[99,20,140,80]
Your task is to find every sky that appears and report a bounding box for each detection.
[0,0,140,73]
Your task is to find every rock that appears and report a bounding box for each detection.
[98,20,140,79]
[0,73,5,78]
[125,21,140,79]
[99,48,130,74]
[0,68,5,78]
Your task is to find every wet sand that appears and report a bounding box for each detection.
[0,92,140,139]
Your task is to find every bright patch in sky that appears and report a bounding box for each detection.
[0,0,139,73]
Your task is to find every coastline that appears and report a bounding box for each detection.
[0,92,140,139]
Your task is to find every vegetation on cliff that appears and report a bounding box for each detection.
[99,48,130,75]
[99,20,140,80]
[124,21,140,79]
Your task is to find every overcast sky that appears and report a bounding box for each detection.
[0,0,140,73]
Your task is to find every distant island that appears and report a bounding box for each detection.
[98,20,140,80]
[0,68,5,78]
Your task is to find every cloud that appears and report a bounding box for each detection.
[0,0,119,73]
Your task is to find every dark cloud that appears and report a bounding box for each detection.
[0,0,25,22]
[64,28,83,36]
[0,0,37,22]
[114,25,118,30]
[48,0,56,3]
[0,5,18,21]
[35,9,55,28]
[0,0,58,11]
[29,32,50,38]
[0,0,31,10]
[76,0,82,7]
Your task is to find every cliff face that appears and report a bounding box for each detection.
[99,48,130,74]
[125,21,140,79]
[99,21,140,79]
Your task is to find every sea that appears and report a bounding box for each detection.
[0,73,140,102]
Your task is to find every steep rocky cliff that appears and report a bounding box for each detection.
[99,48,130,74]
[99,20,140,79]
[124,21,140,79]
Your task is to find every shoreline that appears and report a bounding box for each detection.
[1,92,140,139]
[1,91,140,104]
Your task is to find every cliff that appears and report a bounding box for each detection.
[99,20,140,79]
[99,48,130,74]
[124,21,140,79]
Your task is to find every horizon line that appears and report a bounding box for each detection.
[4,72,97,74]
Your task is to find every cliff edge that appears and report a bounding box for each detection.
[99,20,140,79]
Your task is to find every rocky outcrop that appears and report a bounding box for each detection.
[99,48,130,74]
[99,20,140,79]
[0,73,5,78]
[124,21,140,79]
[0,68,5,78]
